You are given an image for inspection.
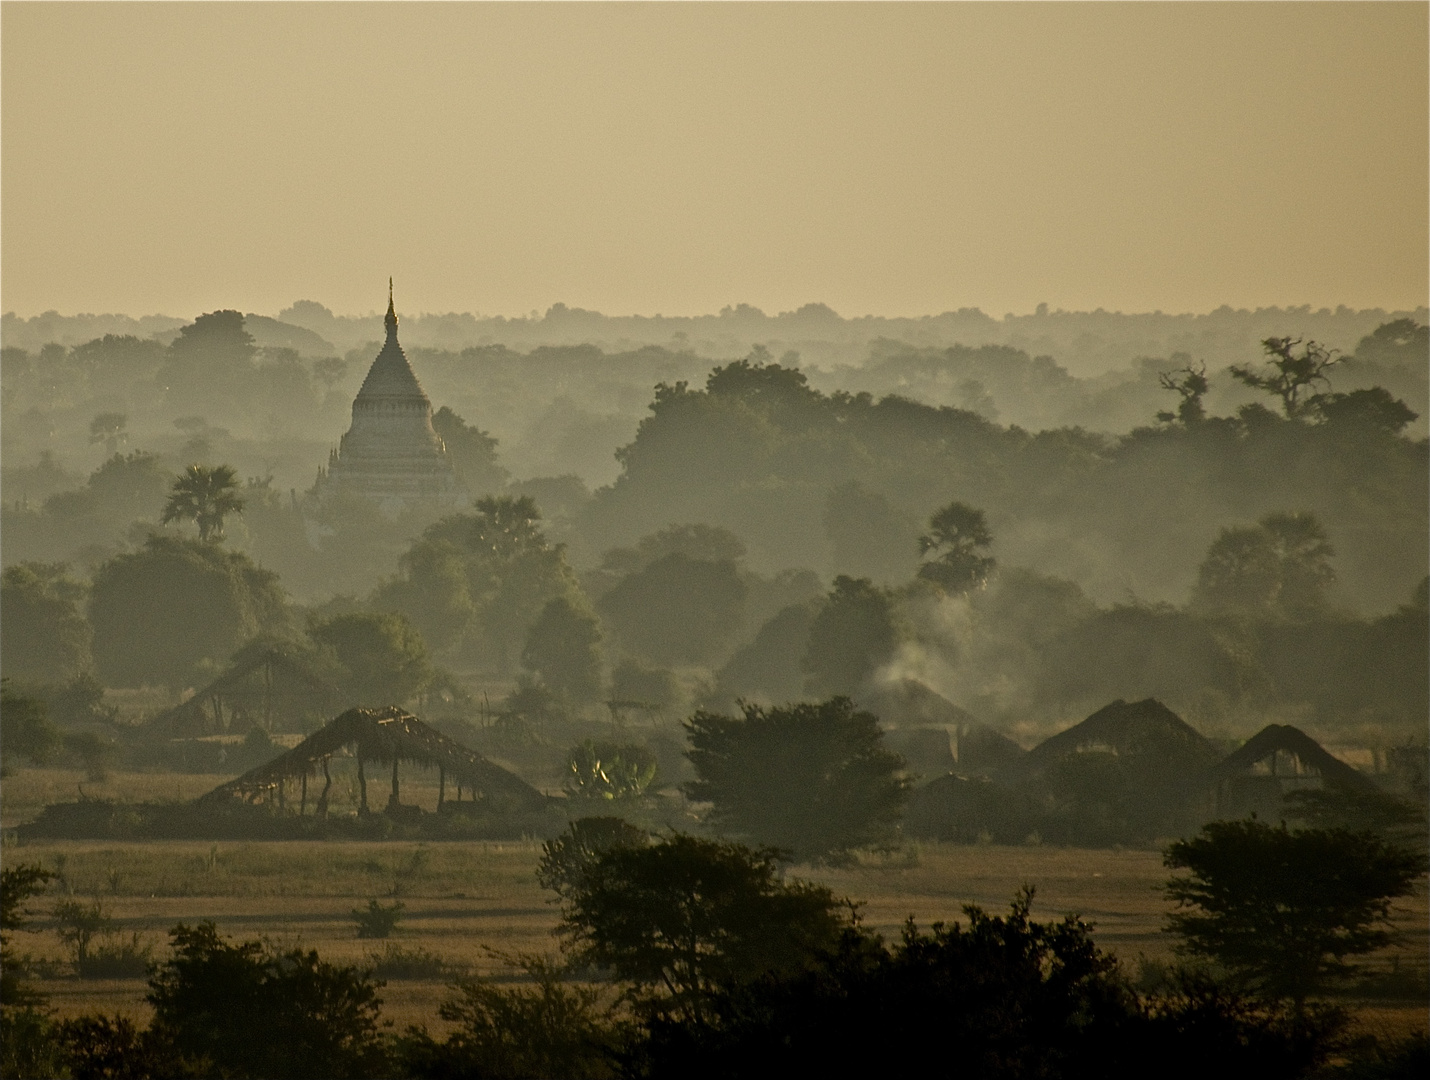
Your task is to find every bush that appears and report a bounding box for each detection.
[78,934,152,980]
[557,835,852,1022]
[350,899,405,939]
[397,953,620,1080]
[563,740,659,802]
[536,817,650,900]
[637,891,1341,1079]
[367,943,451,981]
[146,922,389,1079]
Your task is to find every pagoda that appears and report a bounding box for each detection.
[315,283,463,513]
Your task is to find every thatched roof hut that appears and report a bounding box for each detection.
[196,706,547,814]
[152,646,350,738]
[1025,698,1218,772]
[1205,723,1380,818]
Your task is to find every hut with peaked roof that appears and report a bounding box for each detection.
[197,706,547,816]
[1017,698,1222,843]
[1205,723,1380,819]
[314,283,464,513]
[150,646,350,738]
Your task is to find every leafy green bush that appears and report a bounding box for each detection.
[563,740,659,802]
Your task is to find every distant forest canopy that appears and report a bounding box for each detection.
[1,306,1425,614]
[5,298,1427,376]
[1,315,1426,745]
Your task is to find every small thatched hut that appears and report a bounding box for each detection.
[196,706,547,816]
[152,647,350,738]
[1205,723,1380,819]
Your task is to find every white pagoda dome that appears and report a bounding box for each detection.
[316,283,464,513]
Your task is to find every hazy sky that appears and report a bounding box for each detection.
[2,2,1425,320]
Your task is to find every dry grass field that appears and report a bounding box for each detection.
[4,769,1426,1041]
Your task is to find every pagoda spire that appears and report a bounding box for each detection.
[385,277,398,339]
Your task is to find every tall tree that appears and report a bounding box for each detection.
[1191,511,1336,621]
[308,611,433,708]
[1156,360,1210,425]
[917,501,996,595]
[87,412,127,455]
[521,596,604,704]
[431,406,509,495]
[802,576,900,697]
[1230,337,1342,419]
[0,563,92,684]
[162,464,245,542]
[684,697,910,863]
[89,536,289,689]
[1164,819,1426,1011]
[554,835,850,1023]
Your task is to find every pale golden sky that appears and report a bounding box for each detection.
[2,2,1425,319]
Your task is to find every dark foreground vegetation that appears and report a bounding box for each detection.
[3,816,1425,1080]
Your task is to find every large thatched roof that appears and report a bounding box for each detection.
[196,706,547,811]
[1206,723,1380,794]
[1026,698,1219,771]
[152,647,351,738]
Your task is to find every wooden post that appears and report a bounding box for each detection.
[438,766,446,809]
[317,758,331,818]
[390,757,400,807]
[300,772,308,816]
[358,757,368,812]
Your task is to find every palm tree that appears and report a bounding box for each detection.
[162,464,245,542]
[917,501,996,594]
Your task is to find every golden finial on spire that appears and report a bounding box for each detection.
[385,277,398,335]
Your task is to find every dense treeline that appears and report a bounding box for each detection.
[1,325,1426,752]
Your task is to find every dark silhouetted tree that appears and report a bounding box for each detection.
[556,835,850,1022]
[89,537,288,689]
[917,501,996,594]
[522,596,604,704]
[596,552,746,666]
[432,406,510,495]
[684,697,910,863]
[309,611,432,707]
[537,817,651,900]
[1309,387,1418,435]
[802,576,899,696]
[162,464,245,542]
[1156,360,1210,424]
[0,563,92,684]
[146,922,389,1079]
[87,412,127,455]
[1164,819,1427,1010]
[1230,337,1341,419]
[1191,511,1335,621]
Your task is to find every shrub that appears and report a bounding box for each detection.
[536,817,650,900]
[563,740,659,802]
[366,944,451,981]
[146,921,389,1079]
[350,899,405,939]
[397,953,620,1080]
